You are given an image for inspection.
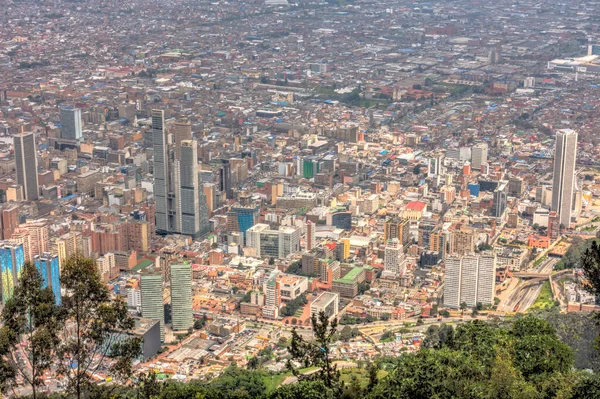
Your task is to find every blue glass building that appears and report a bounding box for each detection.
[232,204,260,237]
[0,242,25,304]
[34,253,61,305]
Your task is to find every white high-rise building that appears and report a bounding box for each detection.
[384,238,405,276]
[471,143,488,170]
[127,288,142,311]
[141,273,165,342]
[170,263,193,331]
[443,253,496,308]
[551,129,578,227]
[262,270,280,319]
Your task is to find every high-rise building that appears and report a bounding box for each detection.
[471,143,488,170]
[59,107,83,141]
[203,183,217,213]
[170,263,193,331]
[172,119,192,159]
[551,129,578,227]
[262,270,280,319]
[0,242,25,304]
[443,253,496,308]
[384,217,410,249]
[57,232,84,267]
[219,160,232,199]
[306,221,315,251]
[153,111,209,239]
[34,253,60,305]
[141,272,165,342]
[179,140,202,238]
[492,180,508,218]
[14,132,39,201]
[1,206,19,240]
[384,238,405,276]
[153,109,175,235]
[228,204,260,240]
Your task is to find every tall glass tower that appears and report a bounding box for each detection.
[141,272,165,342]
[34,253,61,304]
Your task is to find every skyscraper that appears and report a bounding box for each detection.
[179,140,201,238]
[153,110,208,239]
[170,263,193,331]
[471,143,488,170]
[172,119,192,160]
[152,109,172,235]
[34,253,61,305]
[14,132,39,201]
[0,242,25,304]
[141,272,165,342]
[492,180,508,218]
[59,107,83,141]
[219,160,232,200]
[551,129,578,227]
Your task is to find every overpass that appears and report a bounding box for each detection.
[513,272,551,279]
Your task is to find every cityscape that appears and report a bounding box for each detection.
[1,0,600,397]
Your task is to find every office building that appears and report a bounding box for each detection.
[306,220,315,251]
[179,140,202,238]
[471,143,488,170]
[0,242,25,304]
[262,270,280,319]
[551,129,578,227]
[172,119,192,159]
[59,107,83,141]
[246,224,301,259]
[141,272,165,342]
[492,180,508,218]
[14,132,39,201]
[310,292,339,321]
[219,160,233,199]
[34,253,61,305]
[153,109,177,235]
[170,263,193,331]
[384,238,405,276]
[443,253,496,308]
[153,111,208,239]
[384,217,410,248]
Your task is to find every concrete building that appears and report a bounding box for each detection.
[60,107,83,141]
[551,129,578,227]
[443,253,496,308]
[310,292,339,321]
[384,238,405,276]
[262,270,280,319]
[246,224,301,259]
[141,272,165,342]
[170,263,193,331]
[14,132,39,201]
[471,143,488,170]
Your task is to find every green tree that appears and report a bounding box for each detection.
[0,262,62,398]
[459,301,468,316]
[287,311,339,389]
[581,241,600,296]
[56,254,141,399]
[209,364,267,398]
[366,363,378,393]
[265,380,333,399]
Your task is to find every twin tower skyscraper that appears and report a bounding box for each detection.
[551,129,578,228]
[152,109,210,239]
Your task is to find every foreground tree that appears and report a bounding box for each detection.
[56,254,141,399]
[581,240,600,296]
[0,262,61,398]
[287,311,339,389]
